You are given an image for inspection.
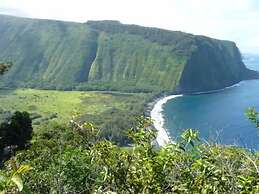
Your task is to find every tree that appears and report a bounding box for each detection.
[0,62,12,75]
[0,111,33,150]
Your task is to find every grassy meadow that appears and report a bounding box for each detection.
[0,89,151,126]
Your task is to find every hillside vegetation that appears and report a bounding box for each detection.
[1,117,258,193]
[0,15,258,93]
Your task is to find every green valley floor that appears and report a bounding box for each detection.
[0,88,151,125]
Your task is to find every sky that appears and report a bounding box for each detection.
[0,0,259,54]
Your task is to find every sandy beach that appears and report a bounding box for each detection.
[150,94,183,146]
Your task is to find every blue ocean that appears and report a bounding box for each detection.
[163,54,259,150]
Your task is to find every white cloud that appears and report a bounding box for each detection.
[0,0,258,53]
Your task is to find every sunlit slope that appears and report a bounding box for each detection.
[0,15,98,88]
[88,32,186,91]
[0,15,258,92]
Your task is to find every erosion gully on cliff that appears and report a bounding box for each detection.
[0,14,258,93]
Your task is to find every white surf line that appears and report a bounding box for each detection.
[150,94,183,146]
[190,82,241,95]
[150,82,242,147]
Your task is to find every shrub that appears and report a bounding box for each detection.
[14,116,259,193]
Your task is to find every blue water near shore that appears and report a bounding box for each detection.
[163,54,259,150]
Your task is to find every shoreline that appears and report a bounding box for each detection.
[150,82,242,147]
[150,94,182,146]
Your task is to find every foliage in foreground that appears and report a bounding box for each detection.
[0,158,32,193]
[0,111,33,151]
[0,116,256,194]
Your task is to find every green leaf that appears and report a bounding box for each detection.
[11,175,23,191]
[16,165,33,174]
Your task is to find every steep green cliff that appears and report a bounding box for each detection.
[177,37,259,93]
[0,15,258,92]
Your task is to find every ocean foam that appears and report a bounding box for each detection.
[150,95,182,146]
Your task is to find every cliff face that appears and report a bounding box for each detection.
[176,37,259,93]
[0,15,258,92]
